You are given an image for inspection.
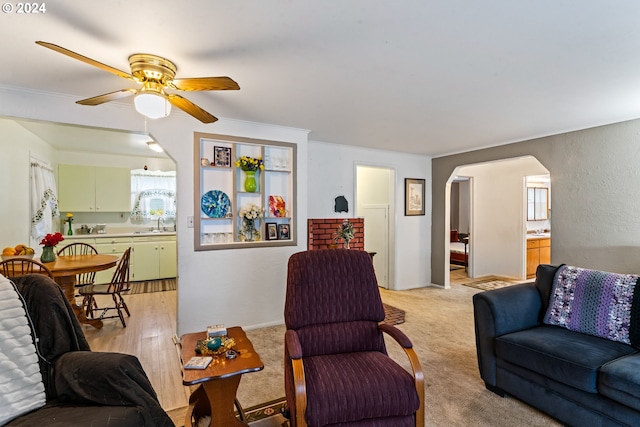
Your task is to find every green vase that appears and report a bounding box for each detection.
[40,246,56,263]
[244,170,257,192]
[67,221,73,235]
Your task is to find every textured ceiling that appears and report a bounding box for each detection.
[3,1,640,157]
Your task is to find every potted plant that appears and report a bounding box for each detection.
[334,219,355,249]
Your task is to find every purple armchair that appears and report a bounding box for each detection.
[284,249,424,427]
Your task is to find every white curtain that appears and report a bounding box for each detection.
[30,160,59,240]
[130,169,176,221]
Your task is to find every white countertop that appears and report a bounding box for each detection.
[527,232,551,239]
[65,231,176,239]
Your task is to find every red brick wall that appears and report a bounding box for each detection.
[307,218,365,250]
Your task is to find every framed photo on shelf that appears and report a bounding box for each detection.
[277,223,291,240]
[265,223,278,240]
[213,146,231,167]
[405,178,425,216]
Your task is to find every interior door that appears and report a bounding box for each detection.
[362,204,389,288]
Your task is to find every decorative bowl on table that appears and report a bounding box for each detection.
[195,337,236,356]
[1,254,35,261]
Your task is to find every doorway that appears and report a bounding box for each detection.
[449,177,471,284]
[444,156,549,287]
[356,165,395,289]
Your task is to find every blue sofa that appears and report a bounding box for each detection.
[473,264,640,426]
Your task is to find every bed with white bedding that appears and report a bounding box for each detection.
[450,230,469,267]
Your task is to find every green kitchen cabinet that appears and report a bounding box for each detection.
[58,165,131,212]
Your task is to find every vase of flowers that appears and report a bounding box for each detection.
[65,212,74,235]
[40,232,64,262]
[335,219,355,249]
[236,156,264,193]
[238,204,265,241]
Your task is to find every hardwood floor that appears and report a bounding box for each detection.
[450,264,469,284]
[82,269,506,414]
[83,291,190,411]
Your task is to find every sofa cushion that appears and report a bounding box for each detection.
[0,274,46,425]
[4,402,144,426]
[543,265,640,346]
[496,325,636,393]
[599,353,640,411]
[533,264,563,316]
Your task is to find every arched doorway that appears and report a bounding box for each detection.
[444,156,549,288]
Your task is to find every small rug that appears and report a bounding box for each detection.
[382,303,405,325]
[459,278,520,291]
[123,278,176,294]
[166,397,289,427]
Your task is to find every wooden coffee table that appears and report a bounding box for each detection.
[180,326,264,427]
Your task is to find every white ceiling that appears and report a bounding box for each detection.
[3,1,640,157]
[10,118,165,158]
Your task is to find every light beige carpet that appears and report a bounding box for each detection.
[234,285,560,427]
[170,284,560,427]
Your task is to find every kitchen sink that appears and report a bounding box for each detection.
[133,228,175,234]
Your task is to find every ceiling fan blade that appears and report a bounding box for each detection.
[169,77,239,91]
[77,89,137,106]
[36,41,134,81]
[167,94,218,123]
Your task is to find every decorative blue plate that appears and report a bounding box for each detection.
[201,190,231,218]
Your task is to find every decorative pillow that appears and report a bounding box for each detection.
[450,229,459,242]
[543,265,640,346]
[0,274,46,424]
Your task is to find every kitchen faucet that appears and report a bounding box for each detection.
[157,217,164,231]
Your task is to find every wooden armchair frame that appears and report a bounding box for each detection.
[285,323,425,427]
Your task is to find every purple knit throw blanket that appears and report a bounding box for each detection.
[544,265,640,346]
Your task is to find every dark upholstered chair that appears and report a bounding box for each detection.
[284,249,424,427]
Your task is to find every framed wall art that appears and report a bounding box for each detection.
[278,223,290,240]
[405,178,425,216]
[265,223,278,240]
[213,146,231,167]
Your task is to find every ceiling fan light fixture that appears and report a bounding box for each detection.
[134,91,172,119]
[146,140,164,153]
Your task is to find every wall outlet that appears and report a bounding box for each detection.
[187,216,194,228]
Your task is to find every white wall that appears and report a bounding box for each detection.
[452,156,550,280]
[0,119,58,249]
[0,85,308,335]
[1,85,433,335]
[308,141,432,290]
[458,180,470,233]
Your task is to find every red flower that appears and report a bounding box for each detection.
[40,232,65,247]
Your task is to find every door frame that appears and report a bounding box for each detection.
[355,163,396,289]
[361,203,390,288]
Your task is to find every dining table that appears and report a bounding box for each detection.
[42,253,119,329]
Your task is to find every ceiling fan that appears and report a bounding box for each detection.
[36,41,240,123]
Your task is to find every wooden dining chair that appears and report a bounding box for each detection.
[0,258,54,279]
[79,247,131,327]
[57,242,99,287]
